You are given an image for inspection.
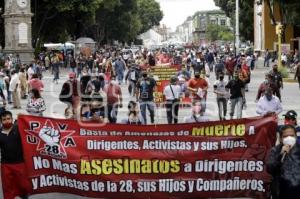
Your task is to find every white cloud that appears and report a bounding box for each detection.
[156,0,219,31]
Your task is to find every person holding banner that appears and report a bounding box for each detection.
[183,101,209,123]
[163,76,182,124]
[276,110,300,145]
[0,111,31,199]
[267,125,300,198]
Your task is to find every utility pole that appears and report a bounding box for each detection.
[235,0,240,54]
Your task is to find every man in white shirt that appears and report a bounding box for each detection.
[256,88,282,116]
[213,72,229,120]
[183,101,210,123]
[9,70,21,109]
[27,64,35,80]
[163,76,182,124]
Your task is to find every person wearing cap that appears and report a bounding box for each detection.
[163,76,182,124]
[187,71,208,116]
[276,110,300,145]
[256,87,282,116]
[136,71,156,124]
[267,125,300,198]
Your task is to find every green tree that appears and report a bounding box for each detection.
[214,0,254,42]
[137,0,163,34]
[206,24,234,42]
[0,0,163,48]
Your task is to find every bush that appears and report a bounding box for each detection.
[279,66,289,78]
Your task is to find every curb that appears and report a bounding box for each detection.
[283,78,297,83]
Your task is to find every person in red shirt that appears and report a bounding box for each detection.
[256,73,277,102]
[187,71,208,115]
[225,56,236,80]
[103,76,123,123]
[0,111,32,199]
[28,73,44,93]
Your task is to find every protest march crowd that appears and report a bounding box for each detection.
[0,44,300,199]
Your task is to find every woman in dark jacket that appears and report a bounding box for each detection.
[267,125,300,199]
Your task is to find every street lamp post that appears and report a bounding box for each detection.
[276,23,283,68]
[235,0,240,54]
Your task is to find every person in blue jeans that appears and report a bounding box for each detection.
[136,71,156,124]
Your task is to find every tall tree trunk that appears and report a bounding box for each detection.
[266,0,276,25]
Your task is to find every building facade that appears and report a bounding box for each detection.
[254,0,295,52]
[192,10,231,45]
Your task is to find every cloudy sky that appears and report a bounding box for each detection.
[156,0,219,31]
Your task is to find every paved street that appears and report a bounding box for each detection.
[2,60,300,199]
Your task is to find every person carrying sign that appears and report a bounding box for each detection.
[0,111,31,199]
